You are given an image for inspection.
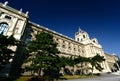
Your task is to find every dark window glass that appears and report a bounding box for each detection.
[5,15,11,20]
[0,23,9,35]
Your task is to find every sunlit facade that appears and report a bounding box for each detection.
[0,1,119,76]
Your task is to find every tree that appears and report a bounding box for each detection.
[114,60,120,71]
[0,34,18,70]
[74,56,89,74]
[89,54,105,74]
[24,32,61,78]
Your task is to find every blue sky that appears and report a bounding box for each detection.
[1,0,120,57]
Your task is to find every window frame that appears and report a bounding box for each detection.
[0,22,9,35]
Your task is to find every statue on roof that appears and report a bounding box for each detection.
[3,1,8,6]
[78,27,84,33]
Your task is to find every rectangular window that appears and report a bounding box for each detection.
[5,15,11,20]
[0,23,9,35]
[77,38,79,41]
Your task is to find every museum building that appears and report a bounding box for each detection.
[0,1,119,76]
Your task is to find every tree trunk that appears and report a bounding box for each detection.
[38,68,42,76]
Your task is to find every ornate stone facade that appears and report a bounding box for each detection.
[0,1,119,76]
[75,28,111,73]
[105,53,119,72]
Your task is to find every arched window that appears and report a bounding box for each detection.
[0,23,9,35]
[83,35,86,38]
[77,38,79,41]
[25,35,32,45]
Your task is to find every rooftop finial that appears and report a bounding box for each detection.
[18,8,22,13]
[20,8,22,12]
[3,1,8,6]
[25,11,29,16]
[78,26,84,33]
[78,27,81,32]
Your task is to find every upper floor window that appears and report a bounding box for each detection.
[25,35,32,45]
[62,45,65,48]
[93,40,95,43]
[0,23,9,35]
[5,15,11,20]
[56,38,59,41]
[83,35,86,38]
[77,38,79,41]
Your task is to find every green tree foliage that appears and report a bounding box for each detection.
[114,60,120,71]
[24,32,105,77]
[0,34,18,69]
[74,54,105,74]
[74,55,89,64]
[74,56,89,74]
[25,32,66,78]
[89,54,105,73]
[54,56,74,69]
